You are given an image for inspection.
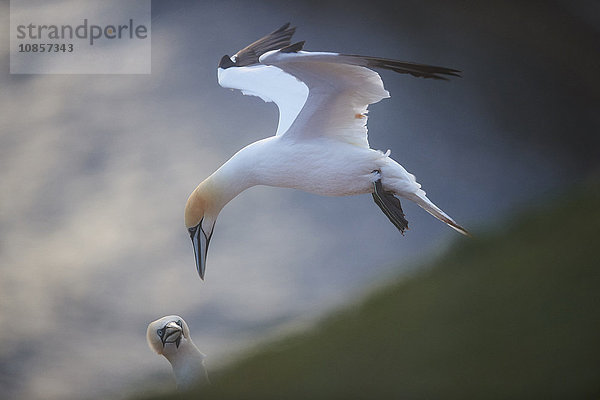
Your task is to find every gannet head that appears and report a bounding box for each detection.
[185,182,219,280]
[147,315,190,356]
[147,315,209,389]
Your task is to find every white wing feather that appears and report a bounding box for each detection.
[218,50,390,146]
[259,50,390,147]
[218,65,308,136]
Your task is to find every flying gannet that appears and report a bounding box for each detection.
[185,23,469,279]
[147,315,209,390]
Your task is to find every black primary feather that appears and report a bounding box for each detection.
[223,24,459,80]
[280,41,305,53]
[350,55,461,80]
[233,23,296,66]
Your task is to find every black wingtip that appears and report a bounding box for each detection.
[271,23,295,39]
[218,54,236,69]
[356,55,462,80]
[275,22,291,33]
[233,22,297,67]
[280,41,305,53]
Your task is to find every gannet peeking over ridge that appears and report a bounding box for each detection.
[147,315,209,390]
[185,23,469,279]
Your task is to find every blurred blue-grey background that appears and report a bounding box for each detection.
[1,1,598,399]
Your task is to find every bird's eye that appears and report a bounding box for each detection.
[176,320,183,327]
[157,329,163,337]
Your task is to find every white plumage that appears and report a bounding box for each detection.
[185,24,468,279]
[147,315,209,390]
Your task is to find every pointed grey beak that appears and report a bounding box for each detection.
[159,321,183,348]
[189,220,212,280]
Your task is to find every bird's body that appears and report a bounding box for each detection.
[147,316,209,390]
[185,24,469,278]
[207,135,384,197]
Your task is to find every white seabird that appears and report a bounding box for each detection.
[185,23,469,279]
[147,315,209,390]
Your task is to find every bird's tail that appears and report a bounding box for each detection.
[378,155,470,236]
[405,190,470,236]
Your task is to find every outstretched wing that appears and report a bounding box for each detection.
[217,24,461,143]
[259,48,460,147]
[217,24,309,136]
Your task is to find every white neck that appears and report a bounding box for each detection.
[202,142,263,212]
[164,339,208,390]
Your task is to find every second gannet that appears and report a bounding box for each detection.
[147,315,209,390]
[185,23,469,279]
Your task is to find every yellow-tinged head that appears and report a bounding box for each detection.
[184,182,221,280]
[184,153,256,280]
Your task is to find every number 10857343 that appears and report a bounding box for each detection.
[18,43,74,52]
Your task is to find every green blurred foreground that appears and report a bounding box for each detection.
[142,184,600,399]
